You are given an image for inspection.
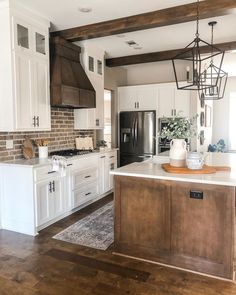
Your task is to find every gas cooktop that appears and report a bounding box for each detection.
[50,149,94,157]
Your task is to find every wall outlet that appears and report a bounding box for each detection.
[6,140,13,149]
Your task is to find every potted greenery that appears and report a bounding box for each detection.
[159,115,197,167]
[97,139,108,151]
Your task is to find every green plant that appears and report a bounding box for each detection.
[96,140,107,147]
[159,115,197,140]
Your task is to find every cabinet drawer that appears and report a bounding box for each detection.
[72,167,98,190]
[34,165,59,182]
[73,183,99,207]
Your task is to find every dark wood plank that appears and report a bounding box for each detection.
[46,248,150,282]
[51,0,236,41]
[106,41,236,67]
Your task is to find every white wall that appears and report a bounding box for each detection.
[126,52,236,86]
[104,66,127,147]
[212,76,236,150]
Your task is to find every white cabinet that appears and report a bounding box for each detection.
[158,87,175,117]
[74,44,105,130]
[0,150,118,236]
[99,150,117,195]
[158,83,190,117]
[118,86,158,111]
[0,2,51,131]
[36,180,53,226]
[70,156,99,208]
[35,173,64,227]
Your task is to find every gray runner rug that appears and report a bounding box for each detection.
[53,202,114,250]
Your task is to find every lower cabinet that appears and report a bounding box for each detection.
[0,150,117,236]
[99,150,117,195]
[114,176,235,279]
[35,176,64,227]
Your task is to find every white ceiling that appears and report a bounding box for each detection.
[17,0,236,58]
[18,0,194,30]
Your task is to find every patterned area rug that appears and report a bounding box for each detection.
[53,202,114,250]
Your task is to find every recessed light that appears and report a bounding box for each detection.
[126,40,137,47]
[78,7,92,13]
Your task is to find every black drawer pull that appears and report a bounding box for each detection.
[67,164,73,166]
[85,175,91,179]
[190,191,203,200]
[85,192,91,196]
[100,156,105,158]
[48,171,56,174]
[110,156,114,158]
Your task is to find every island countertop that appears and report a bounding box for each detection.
[111,152,236,187]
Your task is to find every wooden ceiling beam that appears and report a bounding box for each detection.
[51,0,236,42]
[105,41,236,67]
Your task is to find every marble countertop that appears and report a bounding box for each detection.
[111,153,236,186]
[0,148,118,168]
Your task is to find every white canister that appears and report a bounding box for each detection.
[186,152,204,170]
[169,139,187,167]
[38,146,48,159]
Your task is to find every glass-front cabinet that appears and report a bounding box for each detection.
[13,17,48,57]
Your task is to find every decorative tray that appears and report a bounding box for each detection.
[161,163,231,174]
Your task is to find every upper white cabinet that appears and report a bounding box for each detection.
[118,85,158,111]
[0,1,51,131]
[74,43,105,130]
[158,83,190,118]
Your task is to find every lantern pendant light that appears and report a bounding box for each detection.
[199,22,228,101]
[172,0,226,92]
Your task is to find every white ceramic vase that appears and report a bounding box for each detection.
[169,139,187,167]
[38,146,48,159]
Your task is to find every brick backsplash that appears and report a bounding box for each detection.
[0,108,95,162]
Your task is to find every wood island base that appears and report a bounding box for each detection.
[114,175,235,280]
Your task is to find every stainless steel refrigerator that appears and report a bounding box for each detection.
[119,111,156,167]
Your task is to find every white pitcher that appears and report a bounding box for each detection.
[169,139,187,167]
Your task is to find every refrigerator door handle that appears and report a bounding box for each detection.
[135,118,138,145]
[131,118,135,148]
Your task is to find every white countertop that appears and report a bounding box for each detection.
[111,153,236,186]
[0,148,118,168]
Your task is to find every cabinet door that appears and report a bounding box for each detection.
[98,155,106,195]
[104,153,117,192]
[174,89,190,117]
[118,87,137,111]
[171,182,234,278]
[34,29,49,57]
[137,87,158,110]
[74,109,96,129]
[14,52,34,130]
[36,181,53,226]
[53,178,64,218]
[34,58,51,130]
[13,17,32,52]
[158,87,175,117]
[94,76,104,128]
[115,177,171,253]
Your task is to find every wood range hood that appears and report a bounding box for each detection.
[50,37,96,109]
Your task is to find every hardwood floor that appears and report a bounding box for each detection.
[0,194,235,295]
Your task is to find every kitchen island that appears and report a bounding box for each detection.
[111,153,236,280]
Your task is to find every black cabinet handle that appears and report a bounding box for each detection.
[67,164,73,166]
[100,156,105,158]
[49,182,52,193]
[85,175,91,179]
[85,192,91,196]
[33,116,36,127]
[52,181,55,192]
[36,116,39,127]
[110,156,114,158]
[48,171,56,174]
